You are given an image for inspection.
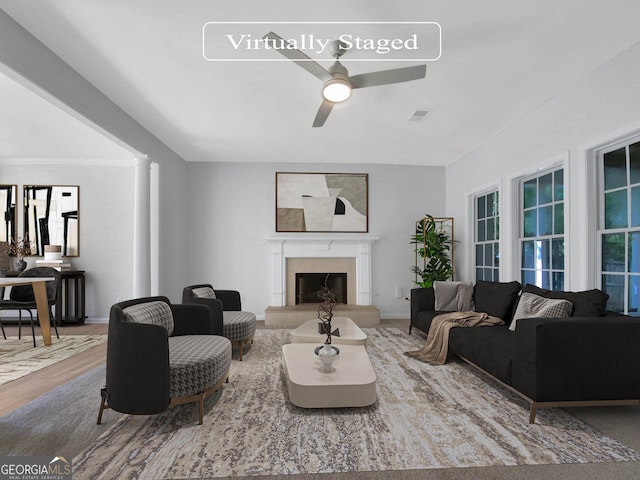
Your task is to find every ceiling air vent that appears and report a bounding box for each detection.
[408,109,430,123]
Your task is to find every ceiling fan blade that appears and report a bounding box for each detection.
[312,99,334,127]
[350,64,426,89]
[263,32,332,82]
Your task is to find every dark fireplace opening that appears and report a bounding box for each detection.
[295,273,347,305]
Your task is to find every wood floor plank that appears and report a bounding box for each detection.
[0,323,108,416]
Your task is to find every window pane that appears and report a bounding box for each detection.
[552,272,564,291]
[476,244,484,266]
[552,238,564,270]
[495,217,500,240]
[554,203,564,234]
[488,192,498,217]
[540,271,550,289]
[538,206,553,236]
[554,169,564,201]
[604,147,627,190]
[538,173,553,204]
[605,190,628,229]
[602,274,625,312]
[486,217,495,241]
[524,179,537,208]
[476,268,484,280]
[603,233,625,272]
[540,239,551,270]
[629,275,639,315]
[524,210,537,237]
[522,270,536,286]
[494,242,500,267]
[630,232,640,273]
[477,196,486,219]
[493,269,500,282]
[484,268,493,280]
[477,220,486,241]
[632,186,640,227]
[485,244,493,267]
[522,241,535,269]
[630,141,640,185]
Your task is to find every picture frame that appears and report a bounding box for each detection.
[276,172,368,233]
[23,185,80,256]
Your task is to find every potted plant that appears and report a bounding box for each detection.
[411,215,454,288]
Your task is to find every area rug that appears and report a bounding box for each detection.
[0,335,107,386]
[72,328,640,479]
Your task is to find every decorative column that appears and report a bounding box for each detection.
[133,156,151,297]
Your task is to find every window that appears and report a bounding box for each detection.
[475,190,499,282]
[599,139,640,316]
[519,168,565,290]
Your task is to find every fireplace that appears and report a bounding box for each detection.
[267,236,378,307]
[266,236,380,327]
[295,272,347,304]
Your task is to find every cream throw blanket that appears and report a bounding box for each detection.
[405,311,504,365]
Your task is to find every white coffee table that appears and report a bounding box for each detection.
[282,343,377,408]
[289,317,367,346]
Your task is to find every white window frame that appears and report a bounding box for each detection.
[518,165,566,290]
[473,188,500,282]
[596,134,640,315]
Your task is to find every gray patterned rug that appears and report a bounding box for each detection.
[0,335,107,386]
[72,328,640,479]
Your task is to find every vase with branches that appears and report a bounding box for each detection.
[317,274,338,344]
[3,237,31,271]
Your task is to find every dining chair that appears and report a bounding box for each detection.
[0,267,60,347]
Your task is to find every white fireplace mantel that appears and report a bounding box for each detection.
[267,236,378,306]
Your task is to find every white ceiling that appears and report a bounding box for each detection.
[1,1,640,166]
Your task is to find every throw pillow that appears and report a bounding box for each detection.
[522,284,608,317]
[192,286,216,299]
[123,300,174,336]
[509,292,573,331]
[473,280,522,320]
[434,281,474,311]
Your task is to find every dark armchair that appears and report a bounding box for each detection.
[183,284,256,361]
[97,296,232,425]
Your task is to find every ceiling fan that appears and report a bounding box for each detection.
[264,32,427,127]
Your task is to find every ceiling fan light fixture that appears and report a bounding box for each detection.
[322,77,351,103]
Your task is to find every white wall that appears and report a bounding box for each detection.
[446,40,640,290]
[185,162,446,319]
[0,159,135,319]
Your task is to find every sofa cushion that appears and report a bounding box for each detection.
[123,300,174,336]
[473,280,522,320]
[168,335,231,397]
[509,292,573,331]
[449,325,515,385]
[522,284,609,317]
[222,311,257,343]
[192,286,217,299]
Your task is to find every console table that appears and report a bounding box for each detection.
[56,270,86,325]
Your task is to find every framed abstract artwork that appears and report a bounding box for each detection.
[276,172,368,232]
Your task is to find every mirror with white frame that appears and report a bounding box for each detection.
[23,185,79,257]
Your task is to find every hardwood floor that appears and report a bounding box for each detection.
[0,319,411,417]
[0,323,108,417]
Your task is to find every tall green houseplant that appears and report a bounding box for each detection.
[411,215,454,288]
